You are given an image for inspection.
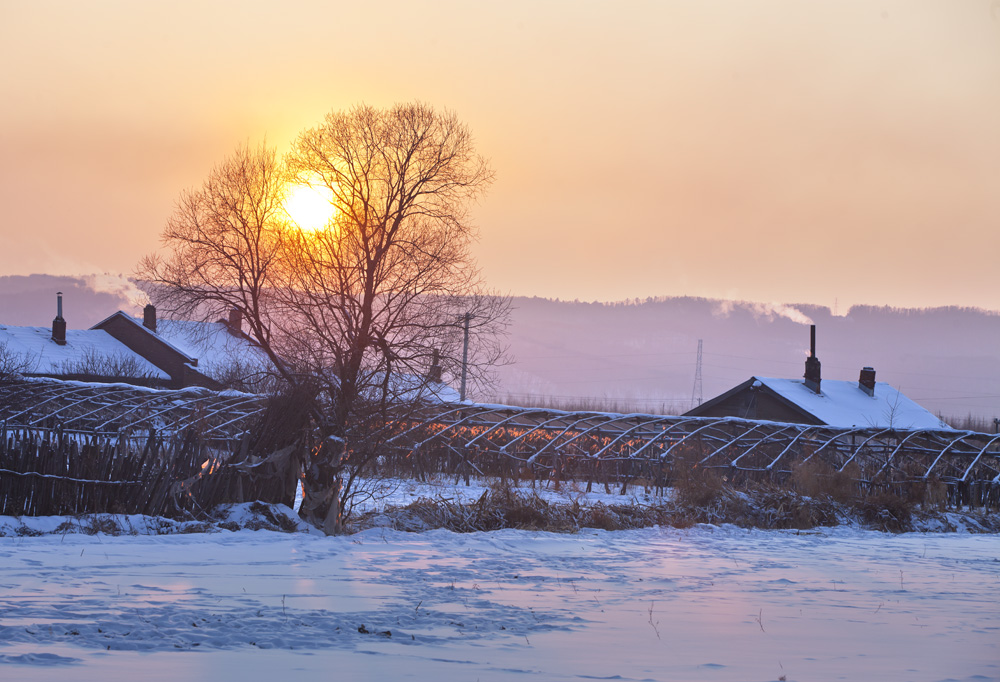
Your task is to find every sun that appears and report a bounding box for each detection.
[284,183,336,231]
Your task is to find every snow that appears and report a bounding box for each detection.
[152,319,269,377]
[150,318,459,401]
[385,372,462,404]
[90,312,200,367]
[0,325,169,380]
[756,377,953,430]
[1,517,998,681]
[354,476,671,513]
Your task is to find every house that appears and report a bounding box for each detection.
[0,292,268,389]
[1,292,457,401]
[684,325,952,430]
[0,321,170,385]
[92,305,269,389]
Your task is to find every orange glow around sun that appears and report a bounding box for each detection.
[284,183,336,231]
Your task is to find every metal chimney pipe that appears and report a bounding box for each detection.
[52,291,67,345]
[804,324,821,393]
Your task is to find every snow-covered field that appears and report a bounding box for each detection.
[1,520,998,682]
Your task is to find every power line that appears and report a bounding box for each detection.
[513,350,692,361]
[495,392,687,403]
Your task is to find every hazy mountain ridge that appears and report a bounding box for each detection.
[493,296,1000,421]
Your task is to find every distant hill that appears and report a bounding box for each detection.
[3,276,997,423]
[488,296,1000,423]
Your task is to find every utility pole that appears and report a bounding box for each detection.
[691,339,703,409]
[460,312,471,402]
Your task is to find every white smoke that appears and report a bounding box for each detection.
[713,300,813,325]
[81,274,149,311]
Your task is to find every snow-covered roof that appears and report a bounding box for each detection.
[0,325,169,380]
[151,319,270,378]
[91,311,198,364]
[404,378,461,405]
[358,370,462,405]
[753,376,951,430]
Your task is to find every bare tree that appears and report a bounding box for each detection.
[138,142,293,383]
[282,103,505,419]
[0,340,37,383]
[138,103,509,532]
[56,348,160,383]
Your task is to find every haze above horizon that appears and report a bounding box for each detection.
[1,1,998,311]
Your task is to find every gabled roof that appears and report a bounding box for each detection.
[91,311,199,364]
[0,324,169,381]
[90,312,274,389]
[145,319,270,378]
[384,371,462,404]
[756,377,951,429]
[690,375,952,430]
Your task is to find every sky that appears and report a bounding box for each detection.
[1,1,999,311]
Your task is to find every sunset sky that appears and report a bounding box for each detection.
[2,1,998,311]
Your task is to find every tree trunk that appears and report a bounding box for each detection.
[299,436,345,534]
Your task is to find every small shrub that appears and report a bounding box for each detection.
[855,491,913,532]
[0,340,36,381]
[84,515,122,536]
[753,487,841,529]
[672,452,725,508]
[243,518,279,532]
[581,503,620,531]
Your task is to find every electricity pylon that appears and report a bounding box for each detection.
[691,339,703,408]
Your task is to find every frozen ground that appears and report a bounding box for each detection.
[353,475,667,511]
[1,521,998,682]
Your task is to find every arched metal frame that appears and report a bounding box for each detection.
[0,379,265,439]
[395,402,1000,488]
[2,379,998,490]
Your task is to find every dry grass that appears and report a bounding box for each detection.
[855,492,913,533]
[672,451,726,508]
[789,458,858,504]
[83,515,123,536]
[351,469,987,534]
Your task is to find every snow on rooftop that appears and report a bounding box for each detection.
[358,370,461,405]
[0,325,169,380]
[147,317,458,401]
[392,372,462,404]
[756,376,952,430]
[151,319,270,378]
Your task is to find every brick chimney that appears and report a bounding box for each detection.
[859,366,876,396]
[803,324,821,394]
[228,308,242,335]
[51,291,67,345]
[428,348,443,383]
[143,304,157,332]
